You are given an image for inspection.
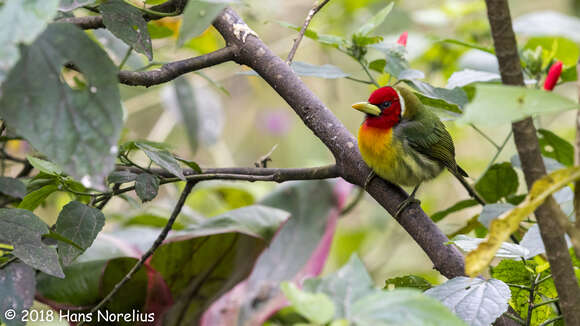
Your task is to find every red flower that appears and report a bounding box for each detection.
[396,31,408,47]
[543,61,563,91]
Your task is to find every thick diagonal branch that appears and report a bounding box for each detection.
[484,1,580,324]
[213,8,465,279]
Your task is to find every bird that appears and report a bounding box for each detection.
[352,85,485,217]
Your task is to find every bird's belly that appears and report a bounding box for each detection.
[358,126,443,187]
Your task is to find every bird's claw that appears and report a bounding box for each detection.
[395,197,421,218]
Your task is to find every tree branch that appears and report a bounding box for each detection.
[286,0,331,63]
[79,181,196,325]
[213,8,466,279]
[484,1,580,324]
[118,46,236,86]
[57,0,188,29]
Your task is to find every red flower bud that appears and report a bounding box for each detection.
[543,61,563,91]
[396,31,408,47]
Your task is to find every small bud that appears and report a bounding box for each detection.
[543,61,563,91]
[396,31,408,47]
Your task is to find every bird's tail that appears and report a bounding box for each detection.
[450,166,486,206]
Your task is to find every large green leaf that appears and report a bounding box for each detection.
[291,61,350,79]
[384,275,432,291]
[523,36,579,68]
[178,0,229,46]
[0,23,123,189]
[537,128,574,167]
[303,255,375,319]
[17,185,58,211]
[280,282,335,324]
[0,0,59,83]
[36,259,106,306]
[136,142,185,180]
[0,177,26,199]
[166,77,200,154]
[153,206,288,325]
[0,209,63,277]
[0,262,35,326]
[100,0,153,60]
[134,173,160,202]
[446,69,500,89]
[356,2,394,35]
[350,290,466,326]
[475,163,519,203]
[458,84,578,125]
[55,201,105,265]
[425,277,510,326]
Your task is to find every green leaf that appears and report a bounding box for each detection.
[0,23,123,189]
[384,275,432,291]
[136,142,185,180]
[351,289,466,326]
[291,61,350,79]
[406,80,468,109]
[107,170,139,184]
[17,185,58,211]
[145,0,169,5]
[523,36,579,67]
[459,84,578,125]
[55,201,105,265]
[178,0,228,46]
[356,2,394,35]
[0,262,35,326]
[446,69,500,88]
[184,205,289,241]
[281,282,335,324]
[43,230,83,251]
[475,163,519,203]
[176,157,202,174]
[0,208,63,277]
[414,92,463,114]
[58,0,95,11]
[372,44,409,78]
[0,0,59,83]
[0,177,26,199]
[491,260,556,324]
[123,213,185,230]
[431,199,478,222]
[538,129,574,166]
[368,59,386,73]
[303,254,375,319]
[561,65,577,82]
[425,277,510,326]
[100,0,153,60]
[26,156,63,176]
[169,77,200,153]
[36,259,106,306]
[134,173,159,202]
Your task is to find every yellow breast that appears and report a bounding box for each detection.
[357,124,443,187]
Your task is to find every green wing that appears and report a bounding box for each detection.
[394,110,465,176]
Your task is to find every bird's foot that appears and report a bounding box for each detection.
[363,171,376,190]
[395,197,421,218]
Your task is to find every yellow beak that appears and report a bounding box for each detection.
[352,102,381,116]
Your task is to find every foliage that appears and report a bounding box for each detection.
[0,1,579,326]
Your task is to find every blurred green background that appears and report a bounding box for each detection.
[24,0,579,286]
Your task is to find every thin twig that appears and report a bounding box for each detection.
[533,298,559,309]
[470,124,500,149]
[93,165,339,205]
[80,181,196,323]
[286,0,331,63]
[526,273,541,326]
[359,60,380,88]
[504,312,526,325]
[475,130,512,184]
[254,144,278,168]
[118,46,133,70]
[340,187,365,215]
[345,76,374,84]
[538,316,564,326]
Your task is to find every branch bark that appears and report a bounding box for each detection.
[118,47,236,86]
[213,8,467,279]
[484,1,580,324]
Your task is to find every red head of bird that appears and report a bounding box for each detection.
[352,86,405,130]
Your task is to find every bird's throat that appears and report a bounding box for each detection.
[362,113,400,129]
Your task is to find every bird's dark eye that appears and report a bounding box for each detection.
[379,101,392,110]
